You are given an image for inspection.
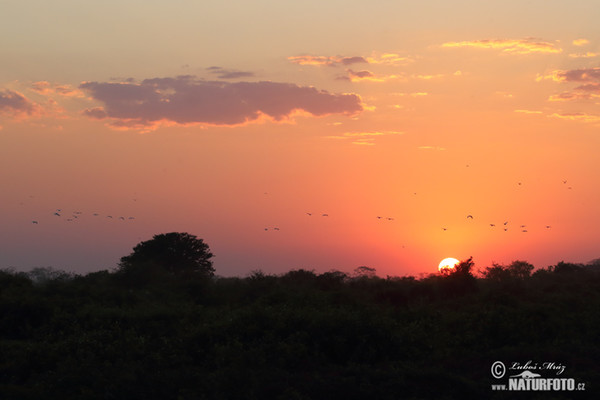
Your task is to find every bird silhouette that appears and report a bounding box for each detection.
[274,227,280,231]
[306,213,312,216]
[503,221,508,226]
[467,215,473,219]
[32,221,38,224]
[386,217,394,221]
[53,212,60,216]
[322,213,329,217]
[442,227,447,231]
[490,224,495,227]
[376,216,382,219]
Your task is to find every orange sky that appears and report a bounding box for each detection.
[1,1,599,276]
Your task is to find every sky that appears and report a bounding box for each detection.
[1,0,600,277]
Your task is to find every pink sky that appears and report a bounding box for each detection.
[1,1,600,276]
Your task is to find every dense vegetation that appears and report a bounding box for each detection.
[1,236,599,399]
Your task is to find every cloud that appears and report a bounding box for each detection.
[325,130,403,145]
[569,52,599,59]
[287,55,368,67]
[288,53,411,67]
[442,38,562,54]
[30,81,84,97]
[336,69,406,83]
[417,146,446,151]
[514,109,543,114]
[549,112,600,123]
[573,38,590,46]
[544,67,600,101]
[79,76,363,128]
[365,53,413,66]
[206,67,255,79]
[0,89,40,117]
[550,67,600,83]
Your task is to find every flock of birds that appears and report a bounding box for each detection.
[262,179,571,234]
[31,209,136,225]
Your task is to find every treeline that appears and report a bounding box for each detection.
[1,259,599,399]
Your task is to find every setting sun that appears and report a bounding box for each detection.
[438,258,460,273]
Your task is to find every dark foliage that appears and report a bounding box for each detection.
[1,257,599,399]
[118,232,215,279]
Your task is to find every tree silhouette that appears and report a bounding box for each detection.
[118,232,215,277]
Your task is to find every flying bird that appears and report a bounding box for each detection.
[376,216,382,219]
[386,217,394,221]
[490,224,495,227]
[503,221,508,226]
[442,227,447,231]
[306,213,312,216]
[466,215,473,219]
[32,221,38,224]
[53,212,60,216]
[322,213,329,217]
[273,227,280,231]
[546,225,551,229]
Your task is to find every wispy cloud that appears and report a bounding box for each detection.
[365,53,413,66]
[288,53,412,67]
[549,112,600,123]
[287,55,368,67]
[568,52,599,59]
[325,130,403,145]
[572,38,590,47]
[337,69,404,83]
[0,89,41,117]
[79,76,363,129]
[30,81,85,98]
[206,67,255,80]
[514,109,543,114]
[442,38,562,54]
[417,146,446,151]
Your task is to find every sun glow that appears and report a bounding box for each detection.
[438,257,460,273]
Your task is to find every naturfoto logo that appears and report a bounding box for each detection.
[490,360,586,392]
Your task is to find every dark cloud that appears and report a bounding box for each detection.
[339,56,369,65]
[0,90,38,115]
[206,66,255,80]
[79,76,362,127]
[549,68,600,101]
[348,70,374,79]
[556,67,600,82]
